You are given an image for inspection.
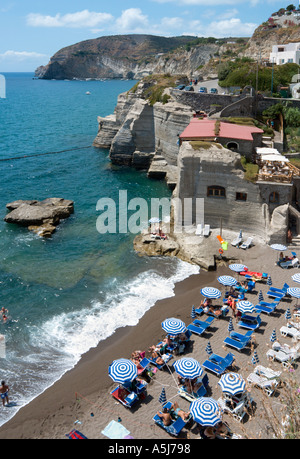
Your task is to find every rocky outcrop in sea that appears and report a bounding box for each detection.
[4,198,74,237]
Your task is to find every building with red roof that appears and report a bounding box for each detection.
[179,118,264,159]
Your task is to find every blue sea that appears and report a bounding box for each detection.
[0,73,199,426]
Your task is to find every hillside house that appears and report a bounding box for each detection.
[270,42,300,65]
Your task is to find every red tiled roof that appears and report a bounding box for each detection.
[179,118,263,141]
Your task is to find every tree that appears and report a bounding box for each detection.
[286,4,296,11]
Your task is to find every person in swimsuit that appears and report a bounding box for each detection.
[0,381,9,406]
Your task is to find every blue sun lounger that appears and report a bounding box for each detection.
[187,323,207,336]
[223,330,253,351]
[254,303,277,315]
[153,401,191,437]
[237,314,261,330]
[269,283,290,295]
[202,352,235,376]
[192,317,214,329]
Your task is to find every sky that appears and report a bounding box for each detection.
[0,0,294,71]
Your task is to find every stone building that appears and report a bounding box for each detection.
[176,140,295,244]
[179,118,264,160]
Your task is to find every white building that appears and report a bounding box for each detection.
[270,42,300,65]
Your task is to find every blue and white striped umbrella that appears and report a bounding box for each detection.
[229,264,247,273]
[217,275,237,287]
[191,306,196,319]
[190,397,223,426]
[218,373,246,396]
[287,287,300,298]
[258,290,264,302]
[159,387,167,405]
[291,273,300,284]
[228,318,234,333]
[108,358,138,384]
[205,341,213,355]
[267,275,272,286]
[161,318,186,335]
[285,308,292,320]
[236,300,254,313]
[270,328,277,342]
[251,350,259,365]
[270,244,287,251]
[173,357,204,379]
[200,287,221,299]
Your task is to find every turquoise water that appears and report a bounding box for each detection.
[0,74,199,426]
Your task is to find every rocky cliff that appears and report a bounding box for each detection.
[93,79,194,180]
[36,34,219,80]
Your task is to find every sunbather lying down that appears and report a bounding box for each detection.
[148,345,167,365]
[157,401,190,426]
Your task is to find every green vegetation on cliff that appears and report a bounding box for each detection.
[218,59,299,92]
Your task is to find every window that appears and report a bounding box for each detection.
[236,192,247,201]
[269,191,279,203]
[207,186,226,198]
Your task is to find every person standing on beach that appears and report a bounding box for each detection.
[0,381,9,406]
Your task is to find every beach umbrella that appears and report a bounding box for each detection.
[218,373,246,396]
[285,308,292,321]
[159,387,167,405]
[190,397,223,426]
[108,358,138,384]
[173,357,204,380]
[270,244,287,263]
[191,306,196,319]
[267,275,272,286]
[287,287,300,306]
[236,300,254,314]
[205,341,213,355]
[270,328,277,343]
[270,244,287,251]
[258,290,264,303]
[228,318,234,333]
[251,351,259,365]
[291,273,300,284]
[200,287,221,299]
[217,275,237,287]
[149,217,161,224]
[161,318,186,335]
[228,264,247,273]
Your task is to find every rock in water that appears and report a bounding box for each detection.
[4,198,74,237]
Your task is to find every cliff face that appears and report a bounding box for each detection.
[36,34,218,80]
[243,25,300,60]
[93,81,193,170]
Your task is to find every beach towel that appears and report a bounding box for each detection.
[67,429,88,439]
[101,420,131,439]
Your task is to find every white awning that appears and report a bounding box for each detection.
[256,147,281,155]
[261,154,289,162]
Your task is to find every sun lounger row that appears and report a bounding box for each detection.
[187,316,214,336]
[223,330,254,351]
[231,235,253,249]
[247,365,281,397]
[195,224,210,237]
[267,340,300,368]
[202,352,235,376]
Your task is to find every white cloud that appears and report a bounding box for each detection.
[0,50,48,61]
[115,8,149,32]
[26,10,113,28]
[187,17,257,37]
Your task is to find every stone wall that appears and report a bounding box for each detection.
[176,141,290,243]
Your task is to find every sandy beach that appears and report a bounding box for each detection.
[0,240,299,440]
